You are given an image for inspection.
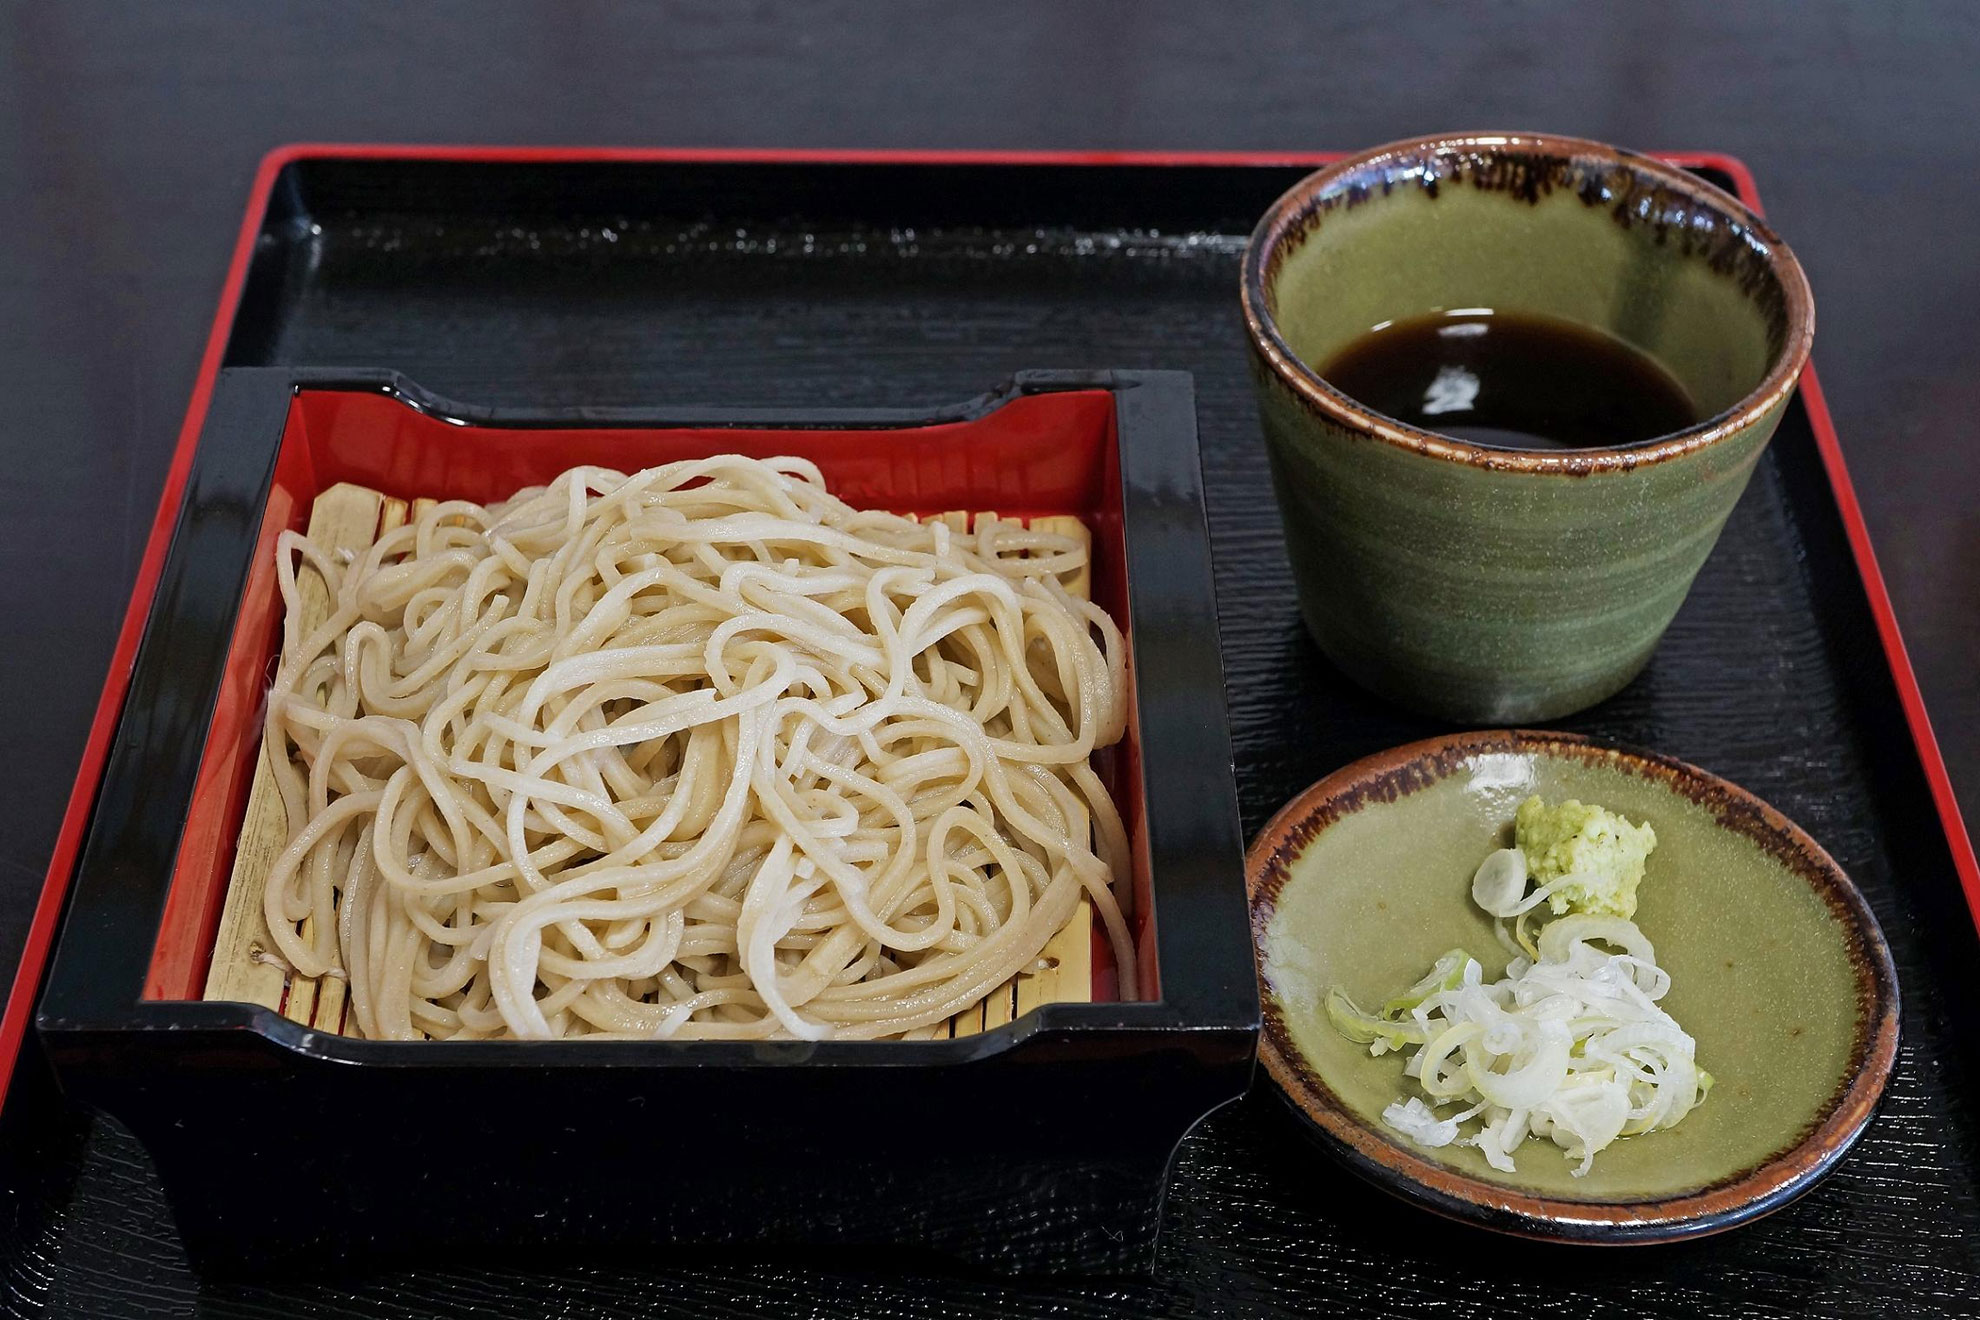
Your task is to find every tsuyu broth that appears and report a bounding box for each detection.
[1316,310,1700,450]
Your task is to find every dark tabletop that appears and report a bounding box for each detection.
[1,2,1977,1316]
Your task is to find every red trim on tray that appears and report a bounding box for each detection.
[1702,152,1980,936]
[14,143,1976,1109]
[0,148,290,1103]
[255,143,1355,168]
[1796,369,1980,926]
[1682,153,1767,214]
[249,142,1753,177]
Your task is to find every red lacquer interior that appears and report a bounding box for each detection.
[144,386,1154,1015]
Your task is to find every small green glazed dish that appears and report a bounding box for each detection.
[1241,132,1816,723]
[1249,730,1898,1243]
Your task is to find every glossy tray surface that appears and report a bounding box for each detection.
[9,152,1980,1316]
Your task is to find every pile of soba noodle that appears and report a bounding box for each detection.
[260,455,1132,1041]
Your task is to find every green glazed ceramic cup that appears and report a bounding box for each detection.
[1241,132,1816,722]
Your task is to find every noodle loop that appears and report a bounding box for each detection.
[261,458,1131,1040]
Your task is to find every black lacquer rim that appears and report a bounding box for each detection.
[37,367,1260,1067]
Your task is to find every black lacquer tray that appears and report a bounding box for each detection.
[7,149,1979,1317]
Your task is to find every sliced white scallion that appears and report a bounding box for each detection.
[1381,1096,1461,1148]
[1341,823,1707,1178]
[1470,848,1528,915]
[1472,849,1594,920]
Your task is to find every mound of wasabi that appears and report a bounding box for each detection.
[1514,795,1658,920]
[1328,798,1709,1178]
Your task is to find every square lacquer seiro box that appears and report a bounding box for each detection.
[36,365,1255,1275]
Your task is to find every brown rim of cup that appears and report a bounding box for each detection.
[1238,131,1817,474]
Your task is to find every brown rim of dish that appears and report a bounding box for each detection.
[1238,131,1818,475]
[1246,729,1900,1244]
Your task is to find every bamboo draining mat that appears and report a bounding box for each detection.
[203,483,1097,1038]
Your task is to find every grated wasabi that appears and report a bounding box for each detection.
[1514,795,1658,919]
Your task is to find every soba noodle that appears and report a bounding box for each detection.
[259,456,1132,1041]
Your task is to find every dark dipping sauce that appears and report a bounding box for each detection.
[1316,309,1700,450]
